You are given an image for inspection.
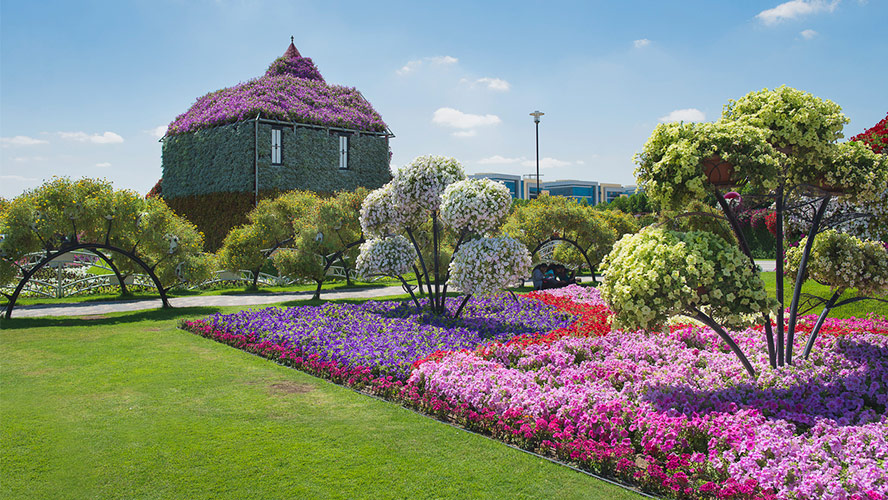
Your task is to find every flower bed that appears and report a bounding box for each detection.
[181,285,888,499]
[183,295,572,379]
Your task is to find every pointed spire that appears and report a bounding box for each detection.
[266,37,324,81]
[283,36,301,59]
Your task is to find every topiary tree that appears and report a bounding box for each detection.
[358,155,530,316]
[0,177,213,317]
[600,227,774,377]
[786,113,888,243]
[504,194,618,274]
[785,229,888,359]
[217,190,320,288]
[271,188,369,299]
[632,86,888,368]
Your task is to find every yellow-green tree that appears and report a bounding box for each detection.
[0,177,212,316]
[504,194,621,274]
[631,85,888,368]
[217,190,320,288]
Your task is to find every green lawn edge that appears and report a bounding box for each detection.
[1,304,642,500]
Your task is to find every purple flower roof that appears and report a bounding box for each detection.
[166,42,387,136]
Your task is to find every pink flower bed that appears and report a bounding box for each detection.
[532,283,610,307]
[412,286,888,499]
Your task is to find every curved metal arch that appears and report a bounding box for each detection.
[529,236,596,277]
[5,243,171,319]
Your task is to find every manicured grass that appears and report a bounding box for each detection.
[0,305,641,500]
[759,271,888,319]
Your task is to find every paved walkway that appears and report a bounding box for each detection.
[5,263,777,319]
[756,259,777,272]
[6,285,408,319]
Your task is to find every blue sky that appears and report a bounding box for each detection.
[1,0,886,199]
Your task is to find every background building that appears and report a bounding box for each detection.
[470,172,637,206]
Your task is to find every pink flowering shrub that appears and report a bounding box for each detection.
[529,283,609,307]
[411,311,888,499]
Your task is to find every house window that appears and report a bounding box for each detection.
[271,127,282,165]
[338,135,349,170]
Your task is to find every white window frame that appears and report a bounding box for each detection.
[271,128,282,165]
[338,135,349,170]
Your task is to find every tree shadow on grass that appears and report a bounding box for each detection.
[637,338,887,430]
[0,306,226,330]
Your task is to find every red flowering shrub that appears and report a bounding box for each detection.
[146,179,162,199]
[851,112,887,154]
[765,212,777,236]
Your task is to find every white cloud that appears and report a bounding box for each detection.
[659,108,706,123]
[149,125,167,139]
[432,107,501,129]
[95,162,112,168]
[576,160,586,165]
[800,29,818,39]
[633,38,651,48]
[397,55,458,75]
[1,135,48,147]
[478,155,526,165]
[59,131,124,144]
[12,156,47,163]
[756,0,839,25]
[0,174,39,182]
[475,77,511,91]
[452,130,477,138]
[429,55,458,65]
[521,157,572,169]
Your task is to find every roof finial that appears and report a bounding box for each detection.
[291,36,294,44]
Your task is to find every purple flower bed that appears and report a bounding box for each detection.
[413,317,888,499]
[193,295,572,379]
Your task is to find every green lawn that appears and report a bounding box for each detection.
[0,305,641,500]
[760,271,888,319]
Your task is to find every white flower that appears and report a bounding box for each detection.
[359,183,403,238]
[440,178,512,235]
[449,236,531,295]
[355,235,415,278]
[392,155,465,225]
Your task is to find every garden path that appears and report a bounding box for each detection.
[5,264,774,319]
[6,285,405,319]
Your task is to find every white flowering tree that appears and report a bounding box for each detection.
[633,86,888,368]
[358,155,530,316]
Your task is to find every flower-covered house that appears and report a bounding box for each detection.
[160,39,393,249]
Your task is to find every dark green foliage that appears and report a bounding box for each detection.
[594,191,657,214]
[161,122,254,198]
[166,191,258,252]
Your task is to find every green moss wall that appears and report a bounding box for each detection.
[161,121,391,199]
[162,122,254,198]
[161,120,392,249]
[260,125,391,193]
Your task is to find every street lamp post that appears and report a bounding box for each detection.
[530,111,544,199]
